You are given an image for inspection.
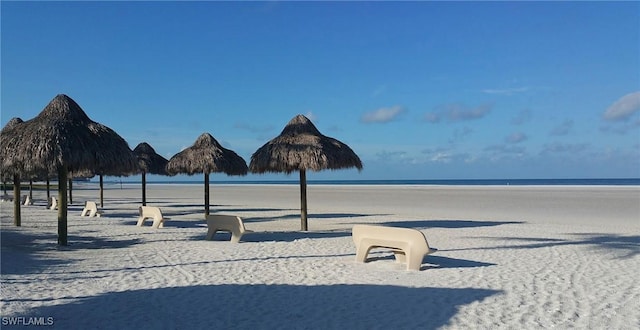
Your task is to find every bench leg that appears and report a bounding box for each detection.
[136,217,145,227]
[392,250,407,264]
[230,228,242,243]
[406,253,424,271]
[206,228,217,240]
[206,227,241,242]
[81,209,88,216]
[355,245,373,263]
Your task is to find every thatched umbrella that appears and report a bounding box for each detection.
[3,116,54,209]
[250,114,363,231]
[93,127,136,207]
[1,117,24,226]
[166,133,248,215]
[0,94,137,245]
[133,142,169,206]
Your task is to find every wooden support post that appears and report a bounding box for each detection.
[58,167,68,246]
[142,171,147,206]
[204,172,210,216]
[13,175,21,227]
[300,169,308,231]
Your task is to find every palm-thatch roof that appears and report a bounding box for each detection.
[249,114,362,231]
[249,114,363,174]
[166,133,247,215]
[2,117,96,182]
[2,117,24,131]
[133,142,169,206]
[1,94,137,177]
[0,94,137,245]
[134,142,169,175]
[1,117,26,226]
[166,133,248,176]
[1,117,24,180]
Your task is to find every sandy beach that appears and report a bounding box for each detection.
[1,183,639,329]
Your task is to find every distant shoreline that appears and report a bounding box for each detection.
[72,178,640,186]
[6,178,640,189]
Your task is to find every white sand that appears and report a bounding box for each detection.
[1,184,639,329]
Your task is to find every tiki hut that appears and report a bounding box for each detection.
[0,94,137,245]
[166,133,248,215]
[2,117,78,208]
[249,114,363,231]
[3,117,64,209]
[133,142,169,206]
[1,117,25,226]
[93,125,137,207]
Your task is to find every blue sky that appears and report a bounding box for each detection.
[2,1,639,181]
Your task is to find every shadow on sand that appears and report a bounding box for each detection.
[214,207,297,213]
[380,219,524,229]
[188,219,523,243]
[365,252,496,270]
[245,212,385,223]
[0,229,66,276]
[0,227,142,276]
[191,229,352,243]
[23,284,500,329]
[448,233,640,259]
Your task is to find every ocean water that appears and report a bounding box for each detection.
[139,178,640,186]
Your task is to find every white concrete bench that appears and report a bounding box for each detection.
[0,194,23,203]
[80,201,102,217]
[137,206,166,229]
[352,224,437,271]
[23,195,33,206]
[49,196,58,210]
[205,214,248,243]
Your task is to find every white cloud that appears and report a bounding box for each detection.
[603,91,640,121]
[374,150,426,165]
[540,142,590,155]
[482,87,529,95]
[483,144,527,161]
[449,127,473,144]
[485,144,526,154]
[505,132,527,144]
[422,147,449,155]
[375,150,407,159]
[361,106,406,123]
[422,148,472,164]
[423,103,492,123]
[429,152,453,163]
[600,119,640,135]
[550,119,573,136]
